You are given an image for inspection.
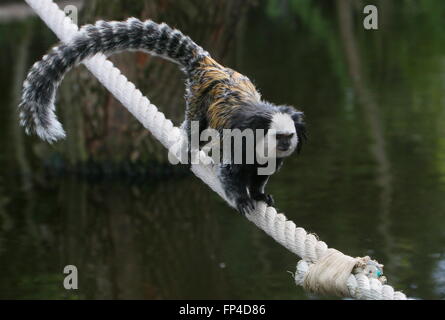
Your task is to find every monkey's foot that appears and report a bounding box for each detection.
[252,193,275,207]
[236,197,255,215]
[265,194,275,206]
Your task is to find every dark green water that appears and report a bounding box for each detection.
[1,1,445,299]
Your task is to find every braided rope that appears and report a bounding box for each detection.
[25,0,409,300]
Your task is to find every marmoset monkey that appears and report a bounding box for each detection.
[19,18,306,214]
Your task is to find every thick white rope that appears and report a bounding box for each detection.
[25,0,410,300]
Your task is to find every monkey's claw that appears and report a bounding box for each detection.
[236,198,256,215]
[265,194,275,206]
[252,193,275,207]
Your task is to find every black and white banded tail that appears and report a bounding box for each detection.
[19,18,208,142]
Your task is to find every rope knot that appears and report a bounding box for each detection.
[301,249,357,297]
[299,249,387,297]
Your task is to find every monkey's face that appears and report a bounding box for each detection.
[232,102,306,161]
[268,112,300,158]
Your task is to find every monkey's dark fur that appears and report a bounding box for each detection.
[19,18,306,215]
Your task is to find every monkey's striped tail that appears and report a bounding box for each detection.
[19,18,208,142]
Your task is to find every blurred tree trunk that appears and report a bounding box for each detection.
[9,23,33,188]
[54,0,252,166]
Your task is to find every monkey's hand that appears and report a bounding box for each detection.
[236,196,256,215]
[251,193,275,207]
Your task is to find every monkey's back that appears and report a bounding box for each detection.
[186,56,261,131]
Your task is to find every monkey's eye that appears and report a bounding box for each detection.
[276,133,294,140]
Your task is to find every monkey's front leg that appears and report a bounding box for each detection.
[249,172,274,207]
[220,164,255,215]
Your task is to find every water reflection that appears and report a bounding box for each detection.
[1,0,445,299]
